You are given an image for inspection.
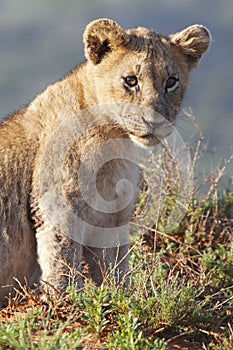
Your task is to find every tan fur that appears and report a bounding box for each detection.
[0,19,210,305]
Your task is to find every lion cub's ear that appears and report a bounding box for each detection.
[83,19,127,64]
[170,25,211,68]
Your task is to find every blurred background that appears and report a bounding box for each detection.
[0,0,232,192]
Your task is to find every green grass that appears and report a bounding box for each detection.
[0,120,232,349]
[0,308,86,349]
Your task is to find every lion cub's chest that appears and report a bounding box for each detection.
[69,138,141,228]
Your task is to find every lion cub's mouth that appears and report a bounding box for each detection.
[129,132,160,147]
[140,133,154,139]
[125,114,173,147]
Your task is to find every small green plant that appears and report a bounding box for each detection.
[107,311,167,350]
[82,283,113,336]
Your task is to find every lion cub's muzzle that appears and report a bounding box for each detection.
[126,110,174,146]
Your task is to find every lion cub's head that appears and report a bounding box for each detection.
[83,19,210,146]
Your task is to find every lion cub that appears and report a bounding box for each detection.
[0,19,210,304]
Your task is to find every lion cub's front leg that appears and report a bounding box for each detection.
[83,244,130,286]
[36,227,83,293]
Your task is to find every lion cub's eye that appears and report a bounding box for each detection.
[124,76,138,88]
[165,76,179,93]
